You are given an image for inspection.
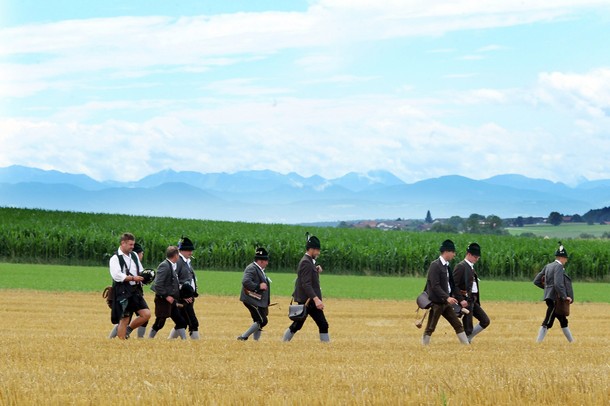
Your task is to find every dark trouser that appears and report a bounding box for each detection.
[542,299,568,329]
[179,299,199,332]
[243,302,269,328]
[289,301,329,334]
[424,302,465,336]
[152,296,187,331]
[462,295,490,336]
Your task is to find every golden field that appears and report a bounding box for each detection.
[0,291,608,406]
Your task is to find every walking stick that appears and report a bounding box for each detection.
[415,308,429,329]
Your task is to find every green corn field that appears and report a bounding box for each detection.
[1,207,610,280]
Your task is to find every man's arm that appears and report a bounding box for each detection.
[109,255,127,283]
[153,262,171,297]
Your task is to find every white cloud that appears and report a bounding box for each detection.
[2,80,608,185]
[2,1,610,186]
[455,88,512,104]
[442,73,478,79]
[477,44,505,52]
[537,68,610,117]
[459,55,485,61]
[2,1,609,98]
[203,78,292,97]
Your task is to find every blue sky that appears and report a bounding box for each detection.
[1,0,610,184]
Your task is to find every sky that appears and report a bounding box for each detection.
[1,0,610,184]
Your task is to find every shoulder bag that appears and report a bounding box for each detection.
[288,298,311,321]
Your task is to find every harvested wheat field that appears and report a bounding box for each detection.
[0,291,608,405]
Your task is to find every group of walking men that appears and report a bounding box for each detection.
[422,239,575,345]
[109,231,573,345]
[421,239,490,345]
[108,232,330,342]
[236,234,330,342]
[108,233,200,340]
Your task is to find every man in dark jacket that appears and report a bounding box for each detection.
[533,242,574,342]
[148,246,188,339]
[173,236,200,339]
[422,239,469,345]
[282,235,329,342]
[237,247,271,341]
[453,242,490,343]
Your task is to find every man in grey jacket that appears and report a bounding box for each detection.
[237,247,271,341]
[533,242,574,342]
[148,246,188,339]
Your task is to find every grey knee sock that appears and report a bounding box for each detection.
[282,328,294,342]
[253,329,262,341]
[319,333,330,342]
[422,335,431,345]
[190,331,200,340]
[108,325,118,339]
[240,323,260,340]
[457,332,470,345]
[468,324,485,342]
[148,329,157,339]
[536,326,548,343]
[137,326,146,338]
[562,327,574,343]
[176,328,187,340]
[167,328,177,339]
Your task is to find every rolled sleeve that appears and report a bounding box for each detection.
[109,255,127,283]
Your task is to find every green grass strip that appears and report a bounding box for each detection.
[1,263,608,303]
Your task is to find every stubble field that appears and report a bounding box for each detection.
[0,291,608,405]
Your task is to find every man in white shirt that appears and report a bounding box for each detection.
[108,233,151,339]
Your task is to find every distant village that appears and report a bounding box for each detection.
[336,209,610,234]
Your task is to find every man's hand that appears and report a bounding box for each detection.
[316,265,323,273]
[313,296,324,310]
[166,296,175,304]
[184,297,193,304]
[460,300,468,308]
[259,282,268,291]
[447,297,458,305]
[566,296,573,304]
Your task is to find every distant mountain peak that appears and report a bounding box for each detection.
[2,165,609,223]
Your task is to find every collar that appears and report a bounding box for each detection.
[305,253,317,265]
[254,261,265,272]
[439,256,449,266]
[179,253,190,263]
[119,247,131,257]
[465,258,475,268]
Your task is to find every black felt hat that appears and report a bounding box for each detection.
[467,242,481,257]
[180,283,195,299]
[133,243,144,254]
[178,236,194,251]
[306,235,321,250]
[440,239,456,252]
[555,242,568,258]
[255,247,269,260]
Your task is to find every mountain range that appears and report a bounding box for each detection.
[1,165,608,224]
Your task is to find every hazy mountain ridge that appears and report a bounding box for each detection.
[1,165,608,223]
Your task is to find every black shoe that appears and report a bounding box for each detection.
[237,336,248,341]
